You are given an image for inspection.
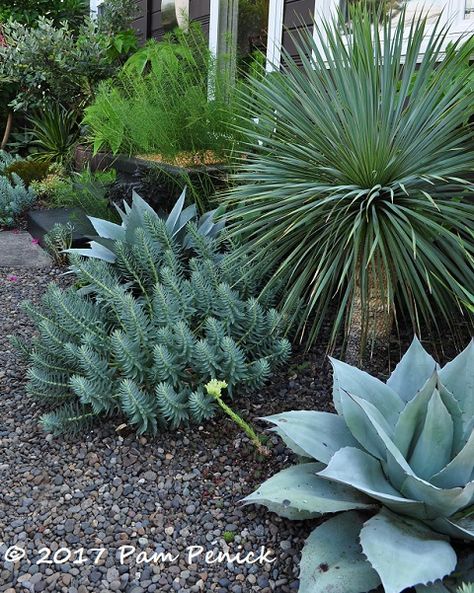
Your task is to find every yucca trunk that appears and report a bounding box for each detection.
[345,260,393,363]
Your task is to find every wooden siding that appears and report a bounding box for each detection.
[282,0,314,63]
[130,0,210,42]
[189,0,211,37]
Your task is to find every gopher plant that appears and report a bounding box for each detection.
[0,172,36,227]
[245,338,474,593]
[21,209,290,435]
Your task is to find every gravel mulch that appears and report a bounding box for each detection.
[0,266,471,593]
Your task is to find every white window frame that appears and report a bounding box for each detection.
[314,0,474,56]
[266,0,285,71]
[209,0,474,71]
[262,0,474,72]
[209,0,221,57]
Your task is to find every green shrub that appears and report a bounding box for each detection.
[32,169,117,221]
[245,337,474,593]
[0,18,114,112]
[28,105,80,166]
[4,160,50,187]
[225,8,474,354]
[0,173,36,227]
[20,195,290,435]
[83,25,242,161]
[0,0,88,28]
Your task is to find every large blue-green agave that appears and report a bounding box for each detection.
[245,338,473,593]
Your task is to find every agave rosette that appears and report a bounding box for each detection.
[245,338,474,593]
[67,187,225,263]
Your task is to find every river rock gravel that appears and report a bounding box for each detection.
[0,266,471,593]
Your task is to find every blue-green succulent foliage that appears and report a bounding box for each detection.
[245,338,474,593]
[20,193,290,435]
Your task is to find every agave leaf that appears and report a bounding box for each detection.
[65,241,117,263]
[429,513,474,541]
[387,336,438,402]
[122,191,159,243]
[131,190,157,218]
[299,511,381,593]
[409,389,454,481]
[340,391,414,485]
[272,426,312,458]
[178,204,198,233]
[431,431,474,489]
[166,188,187,235]
[439,384,468,456]
[394,372,437,457]
[439,341,474,436]
[318,447,427,519]
[331,358,404,425]
[114,202,128,223]
[339,389,395,459]
[87,217,126,241]
[264,411,359,464]
[242,462,374,520]
[360,508,457,593]
[401,476,474,518]
[196,210,217,236]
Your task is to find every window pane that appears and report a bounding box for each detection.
[340,0,448,25]
[237,0,269,72]
[465,0,474,17]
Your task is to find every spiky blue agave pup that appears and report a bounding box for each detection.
[244,337,474,593]
[20,189,291,435]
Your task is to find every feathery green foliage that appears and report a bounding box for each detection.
[21,203,290,435]
[83,24,242,161]
[245,337,474,593]
[225,9,474,352]
[44,223,74,266]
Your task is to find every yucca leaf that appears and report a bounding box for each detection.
[224,9,474,350]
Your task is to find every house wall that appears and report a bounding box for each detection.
[129,0,314,62]
[189,0,211,37]
[129,0,210,42]
[129,0,163,43]
[281,0,314,64]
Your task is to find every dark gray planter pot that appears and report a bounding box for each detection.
[26,207,96,248]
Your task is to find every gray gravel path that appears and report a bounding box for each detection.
[0,266,331,593]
